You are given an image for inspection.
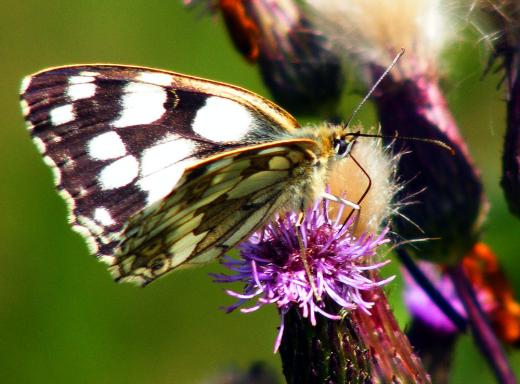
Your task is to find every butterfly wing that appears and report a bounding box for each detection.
[109,139,318,285]
[20,65,300,260]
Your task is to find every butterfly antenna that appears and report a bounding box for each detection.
[350,132,455,154]
[344,48,405,128]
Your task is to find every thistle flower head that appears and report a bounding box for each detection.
[214,199,392,352]
[373,78,487,264]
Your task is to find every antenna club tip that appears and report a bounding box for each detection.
[436,140,455,155]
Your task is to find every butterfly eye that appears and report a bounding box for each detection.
[333,138,353,157]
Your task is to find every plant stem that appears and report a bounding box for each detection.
[449,264,517,384]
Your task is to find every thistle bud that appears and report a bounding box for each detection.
[372,75,487,264]
[249,0,344,116]
[474,0,520,217]
[187,0,345,116]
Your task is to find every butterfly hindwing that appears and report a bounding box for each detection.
[108,139,318,286]
[20,65,300,261]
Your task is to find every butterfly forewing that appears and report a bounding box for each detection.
[20,64,304,276]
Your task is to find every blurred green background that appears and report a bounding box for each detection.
[1,1,519,383]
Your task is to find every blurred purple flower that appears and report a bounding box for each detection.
[404,242,520,344]
[403,261,495,335]
[213,199,393,352]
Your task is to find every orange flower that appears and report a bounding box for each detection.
[463,242,520,345]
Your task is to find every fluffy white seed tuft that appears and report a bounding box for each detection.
[305,0,454,75]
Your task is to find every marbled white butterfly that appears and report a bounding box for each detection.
[20,64,365,286]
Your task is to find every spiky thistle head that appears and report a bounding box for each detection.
[215,201,392,352]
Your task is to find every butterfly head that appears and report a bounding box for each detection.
[306,124,361,163]
[333,130,360,159]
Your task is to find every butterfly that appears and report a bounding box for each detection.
[20,64,362,286]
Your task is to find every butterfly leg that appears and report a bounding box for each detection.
[348,204,362,234]
[322,192,361,233]
[321,192,360,211]
[295,211,322,302]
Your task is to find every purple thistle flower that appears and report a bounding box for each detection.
[213,198,393,352]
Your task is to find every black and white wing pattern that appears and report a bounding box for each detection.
[20,65,308,284]
[109,139,318,285]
